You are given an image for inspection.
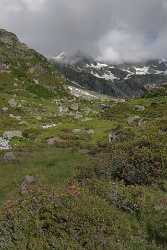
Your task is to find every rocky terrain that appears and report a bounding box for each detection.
[0,29,167,249]
[52,51,167,98]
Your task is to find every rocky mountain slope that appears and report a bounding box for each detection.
[52,51,167,97]
[1,30,167,249]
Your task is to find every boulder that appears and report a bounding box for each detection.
[108,130,126,143]
[9,114,21,120]
[20,175,36,194]
[74,113,83,120]
[134,105,145,112]
[36,116,42,121]
[127,116,141,126]
[0,137,11,150]
[87,129,95,135]
[3,130,23,140]
[70,103,79,111]
[72,129,82,134]
[3,152,16,161]
[47,137,66,145]
[1,107,8,112]
[8,98,17,108]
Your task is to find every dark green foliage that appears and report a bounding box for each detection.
[0,188,161,250]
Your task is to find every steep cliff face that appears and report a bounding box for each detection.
[51,52,167,97]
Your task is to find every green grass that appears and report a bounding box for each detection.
[0,146,87,205]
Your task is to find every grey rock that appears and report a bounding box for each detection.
[134,105,145,112]
[8,98,17,108]
[74,113,83,119]
[3,152,16,161]
[1,107,8,112]
[3,130,23,140]
[108,130,126,143]
[47,137,65,145]
[108,132,119,143]
[81,117,93,122]
[87,129,95,135]
[72,129,82,134]
[36,116,42,121]
[58,105,69,114]
[23,175,35,185]
[70,103,79,111]
[0,137,11,150]
[9,114,21,120]
[127,116,141,126]
[20,175,36,194]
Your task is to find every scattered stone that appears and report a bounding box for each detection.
[42,124,56,129]
[3,130,23,140]
[9,114,21,120]
[13,83,18,87]
[134,105,145,112]
[3,152,16,161]
[72,129,82,134]
[138,119,144,127]
[127,116,141,126]
[34,79,39,85]
[36,116,42,121]
[47,137,66,145]
[0,137,11,150]
[20,175,36,194]
[8,98,17,108]
[70,103,79,111]
[17,103,22,108]
[74,113,83,120]
[108,130,126,143]
[0,63,9,72]
[81,117,92,122]
[86,129,95,135]
[1,107,8,112]
[58,105,69,114]
[18,120,28,126]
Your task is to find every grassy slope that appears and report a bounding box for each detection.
[1,30,167,249]
[1,85,167,249]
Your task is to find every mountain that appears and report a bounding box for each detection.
[51,51,167,97]
[1,30,167,250]
[0,29,67,96]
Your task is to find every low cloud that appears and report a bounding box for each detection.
[0,0,167,63]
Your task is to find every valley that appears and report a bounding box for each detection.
[0,29,167,250]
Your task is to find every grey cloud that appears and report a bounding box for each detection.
[0,0,167,63]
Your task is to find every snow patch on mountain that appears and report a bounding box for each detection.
[86,62,108,70]
[135,66,150,75]
[91,71,119,81]
[68,85,98,99]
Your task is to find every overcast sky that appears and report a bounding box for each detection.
[0,0,167,63]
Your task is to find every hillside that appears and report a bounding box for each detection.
[51,51,167,97]
[0,30,167,250]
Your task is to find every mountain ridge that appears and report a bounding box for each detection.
[51,51,167,97]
